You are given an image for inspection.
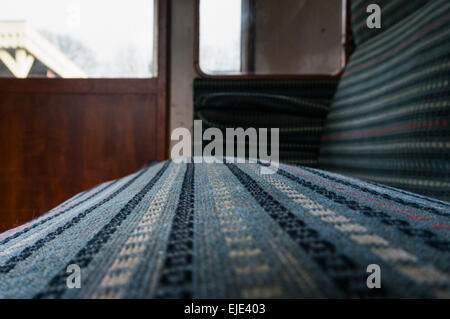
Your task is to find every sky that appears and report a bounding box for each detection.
[0,0,154,77]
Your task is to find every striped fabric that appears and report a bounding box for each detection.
[350,0,430,46]
[194,78,339,166]
[0,160,448,298]
[319,0,450,201]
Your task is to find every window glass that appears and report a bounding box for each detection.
[199,0,242,74]
[0,0,155,78]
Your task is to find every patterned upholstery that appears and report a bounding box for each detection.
[194,78,339,166]
[0,161,449,298]
[319,0,450,201]
[350,0,430,46]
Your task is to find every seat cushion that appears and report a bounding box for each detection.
[0,161,448,298]
[319,0,450,201]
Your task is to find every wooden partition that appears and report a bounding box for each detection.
[0,1,170,232]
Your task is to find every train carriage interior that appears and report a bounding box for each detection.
[0,0,449,300]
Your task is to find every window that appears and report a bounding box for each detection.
[0,0,155,78]
[197,0,346,76]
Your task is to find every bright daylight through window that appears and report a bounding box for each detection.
[0,0,155,78]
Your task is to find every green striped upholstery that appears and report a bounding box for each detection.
[350,0,430,46]
[194,79,339,166]
[319,0,450,201]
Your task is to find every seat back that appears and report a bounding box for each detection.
[194,78,338,166]
[319,0,450,201]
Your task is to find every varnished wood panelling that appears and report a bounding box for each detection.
[0,92,158,232]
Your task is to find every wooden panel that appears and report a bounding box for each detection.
[0,0,170,233]
[0,92,158,232]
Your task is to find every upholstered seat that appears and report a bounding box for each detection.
[196,0,450,202]
[319,0,450,202]
[0,161,448,298]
